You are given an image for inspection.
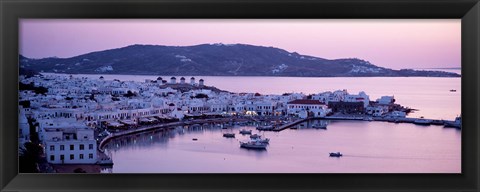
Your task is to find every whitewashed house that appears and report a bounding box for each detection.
[43,127,97,164]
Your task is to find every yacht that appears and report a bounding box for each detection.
[252,137,270,144]
[413,117,431,126]
[239,129,252,135]
[240,140,267,150]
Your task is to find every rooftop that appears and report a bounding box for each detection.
[287,99,325,105]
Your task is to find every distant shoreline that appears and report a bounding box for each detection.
[39,72,461,78]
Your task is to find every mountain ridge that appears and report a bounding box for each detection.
[19,43,460,77]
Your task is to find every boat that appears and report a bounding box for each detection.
[450,89,457,92]
[251,137,270,144]
[192,138,198,141]
[413,119,431,125]
[413,117,431,126]
[329,152,343,157]
[239,129,252,135]
[444,116,461,129]
[312,124,327,129]
[250,134,261,139]
[256,125,274,131]
[223,133,235,138]
[240,140,267,150]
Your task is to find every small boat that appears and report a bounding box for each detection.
[239,129,252,135]
[312,124,327,129]
[251,137,270,144]
[450,89,457,92]
[223,133,235,138]
[329,152,343,157]
[413,118,431,126]
[240,140,267,150]
[192,138,198,141]
[444,116,461,129]
[256,125,274,131]
[250,134,261,139]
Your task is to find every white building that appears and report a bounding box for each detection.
[287,99,331,118]
[43,127,97,164]
[377,96,395,105]
[366,105,389,117]
[190,77,195,85]
[19,108,30,145]
[344,91,370,108]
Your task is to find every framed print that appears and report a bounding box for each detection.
[1,0,479,191]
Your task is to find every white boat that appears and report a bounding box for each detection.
[240,140,267,149]
[444,116,461,129]
[239,129,252,134]
[413,118,431,125]
[251,137,270,144]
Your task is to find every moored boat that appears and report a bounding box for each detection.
[413,118,431,126]
[240,140,267,150]
[250,134,261,139]
[223,133,235,138]
[444,116,461,129]
[251,137,270,144]
[239,129,252,135]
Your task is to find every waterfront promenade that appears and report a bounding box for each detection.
[99,114,452,150]
[98,117,251,151]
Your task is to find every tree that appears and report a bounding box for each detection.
[194,93,208,99]
[124,90,136,97]
[19,100,31,108]
[19,142,43,173]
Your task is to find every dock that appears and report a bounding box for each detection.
[270,115,450,132]
[273,118,312,131]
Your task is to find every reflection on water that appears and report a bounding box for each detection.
[103,120,460,173]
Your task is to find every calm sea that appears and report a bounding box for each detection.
[43,73,461,173]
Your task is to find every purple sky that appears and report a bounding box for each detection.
[20,19,460,70]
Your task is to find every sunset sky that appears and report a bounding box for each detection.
[19,19,460,70]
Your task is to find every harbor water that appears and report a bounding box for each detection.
[102,120,460,173]
[68,74,462,173]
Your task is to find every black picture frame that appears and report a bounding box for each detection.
[1,0,479,191]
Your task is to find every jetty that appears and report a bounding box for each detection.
[270,115,452,132]
[273,118,312,131]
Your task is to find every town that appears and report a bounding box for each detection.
[19,74,459,172]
